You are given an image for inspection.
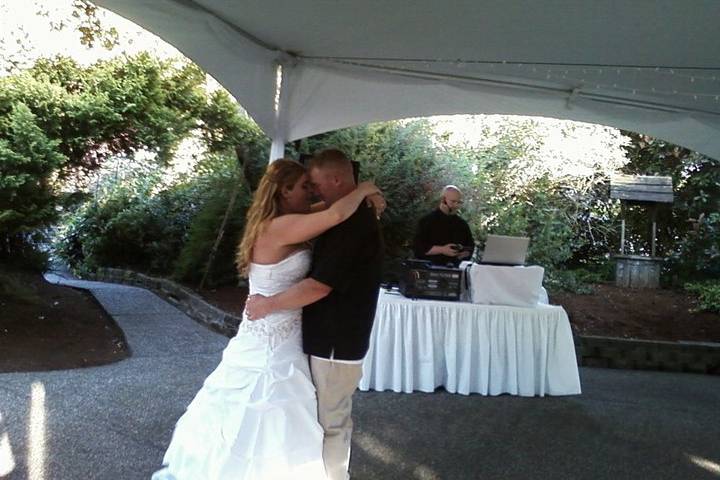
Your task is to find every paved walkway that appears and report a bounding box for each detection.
[1,276,719,479]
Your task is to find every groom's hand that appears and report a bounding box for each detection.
[245,294,272,321]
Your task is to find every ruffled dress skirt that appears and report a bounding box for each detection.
[152,315,327,480]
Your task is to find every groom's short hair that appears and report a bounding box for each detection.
[308,149,353,174]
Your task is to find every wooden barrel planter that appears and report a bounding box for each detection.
[614,254,664,289]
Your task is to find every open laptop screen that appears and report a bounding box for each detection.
[481,235,530,266]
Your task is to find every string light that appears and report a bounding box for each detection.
[343,58,720,102]
[325,58,720,105]
[322,58,720,83]
[538,71,720,99]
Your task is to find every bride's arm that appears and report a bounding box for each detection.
[265,181,380,246]
[245,278,331,320]
[310,200,327,212]
[312,194,386,217]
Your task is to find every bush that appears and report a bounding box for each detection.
[56,168,201,275]
[685,281,720,313]
[666,212,720,283]
[57,152,255,287]
[544,267,610,294]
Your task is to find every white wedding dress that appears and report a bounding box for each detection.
[152,250,327,480]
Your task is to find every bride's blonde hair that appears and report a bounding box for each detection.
[236,159,306,277]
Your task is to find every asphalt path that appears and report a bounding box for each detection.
[1,276,718,479]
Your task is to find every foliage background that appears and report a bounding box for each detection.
[1,1,717,301]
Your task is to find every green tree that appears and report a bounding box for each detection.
[0,104,66,261]
[458,120,618,271]
[0,53,258,264]
[173,154,252,286]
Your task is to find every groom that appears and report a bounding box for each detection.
[246,148,384,480]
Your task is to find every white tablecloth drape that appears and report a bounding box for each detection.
[359,292,582,397]
[465,263,545,307]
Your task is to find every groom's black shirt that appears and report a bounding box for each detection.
[303,203,384,361]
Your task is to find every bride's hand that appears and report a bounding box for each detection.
[365,192,387,219]
[245,294,271,321]
[358,180,380,197]
[358,181,385,218]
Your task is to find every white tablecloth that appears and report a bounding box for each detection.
[359,291,582,397]
[459,261,547,306]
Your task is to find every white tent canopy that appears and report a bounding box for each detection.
[95,0,720,159]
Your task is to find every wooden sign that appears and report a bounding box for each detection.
[610,175,673,203]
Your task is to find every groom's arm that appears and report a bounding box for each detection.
[245,278,331,320]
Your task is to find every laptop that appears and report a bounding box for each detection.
[480,234,530,266]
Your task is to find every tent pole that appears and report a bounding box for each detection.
[269,137,285,162]
[619,202,626,255]
[268,54,295,163]
[651,206,658,258]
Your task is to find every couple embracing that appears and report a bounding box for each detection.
[153,149,385,480]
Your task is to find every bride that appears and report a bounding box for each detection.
[152,159,381,480]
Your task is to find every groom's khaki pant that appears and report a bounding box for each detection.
[310,357,364,480]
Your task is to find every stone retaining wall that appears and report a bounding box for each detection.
[576,335,720,374]
[90,268,241,337]
[89,268,720,374]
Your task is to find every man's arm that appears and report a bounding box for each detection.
[413,216,438,257]
[426,244,460,257]
[245,278,332,320]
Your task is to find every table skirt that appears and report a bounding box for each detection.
[359,293,582,397]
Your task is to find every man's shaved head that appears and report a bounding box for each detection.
[440,185,463,215]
